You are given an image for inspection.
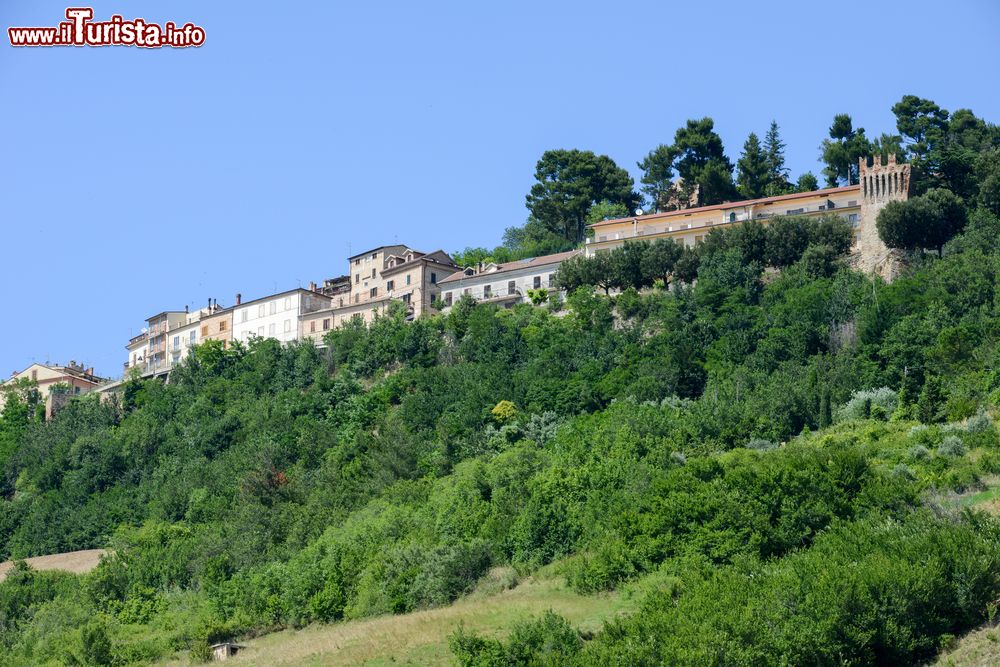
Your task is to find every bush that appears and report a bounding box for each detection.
[746,438,777,452]
[836,387,898,423]
[450,610,582,666]
[939,435,967,458]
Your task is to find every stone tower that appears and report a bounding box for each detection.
[853,154,911,280]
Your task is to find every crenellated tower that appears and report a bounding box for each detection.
[853,154,911,279]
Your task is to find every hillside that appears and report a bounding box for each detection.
[2,113,1000,664]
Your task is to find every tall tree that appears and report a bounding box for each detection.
[876,188,967,257]
[526,150,640,244]
[796,172,819,192]
[638,144,680,212]
[892,95,949,164]
[820,114,872,186]
[673,117,737,206]
[737,132,770,199]
[763,120,791,194]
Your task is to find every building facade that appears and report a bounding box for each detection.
[231,288,331,345]
[1,362,104,418]
[585,155,910,280]
[438,250,581,309]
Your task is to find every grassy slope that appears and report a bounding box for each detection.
[932,480,1000,667]
[162,570,635,666]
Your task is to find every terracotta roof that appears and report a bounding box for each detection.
[588,185,861,229]
[439,250,581,284]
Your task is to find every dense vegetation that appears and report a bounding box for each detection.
[1,96,999,665]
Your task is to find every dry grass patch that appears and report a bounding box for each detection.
[934,623,1000,667]
[164,573,632,666]
[0,549,107,582]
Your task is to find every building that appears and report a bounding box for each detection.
[438,250,581,309]
[198,299,234,349]
[124,302,229,377]
[341,245,457,323]
[585,155,910,280]
[141,311,189,377]
[231,288,331,345]
[1,362,104,419]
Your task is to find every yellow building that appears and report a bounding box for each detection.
[587,155,911,279]
[587,185,861,255]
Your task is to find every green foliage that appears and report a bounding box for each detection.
[525,149,639,244]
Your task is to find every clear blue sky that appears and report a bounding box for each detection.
[2,0,998,377]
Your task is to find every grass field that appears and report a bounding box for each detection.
[0,548,106,582]
[163,568,636,666]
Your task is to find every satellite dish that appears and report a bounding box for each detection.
[636,208,644,216]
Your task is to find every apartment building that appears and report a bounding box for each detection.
[231,288,332,345]
[124,302,229,377]
[1,362,104,418]
[199,300,234,348]
[344,245,457,319]
[438,250,581,310]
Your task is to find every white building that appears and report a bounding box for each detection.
[437,250,581,310]
[231,288,331,345]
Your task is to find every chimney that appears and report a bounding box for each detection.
[87,367,94,377]
[185,304,189,314]
[236,293,242,305]
[309,281,316,292]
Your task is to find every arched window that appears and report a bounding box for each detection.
[729,212,736,223]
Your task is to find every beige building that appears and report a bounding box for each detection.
[586,155,910,279]
[1,362,104,419]
[342,245,457,321]
[125,302,229,377]
[438,250,581,310]
[199,300,234,349]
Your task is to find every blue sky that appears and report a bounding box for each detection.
[1,0,998,377]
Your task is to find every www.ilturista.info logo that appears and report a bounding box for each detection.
[8,8,205,48]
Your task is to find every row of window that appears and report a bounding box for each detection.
[441,275,553,306]
[239,297,295,323]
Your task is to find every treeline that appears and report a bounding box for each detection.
[555,214,852,295]
[454,95,1000,266]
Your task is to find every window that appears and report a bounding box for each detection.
[201,326,209,337]
[241,310,248,323]
[371,253,377,260]
[355,274,359,284]
[533,276,541,289]
[507,280,515,294]
[354,259,360,266]
[189,330,196,344]
[310,321,316,333]
[31,370,37,381]
[371,268,376,279]
[431,272,437,284]
[547,274,555,287]
[827,200,836,210]
[284,320,291,333]
[786,208,805,215]
[338,298,343,307]
[284,297,291,310]
[354,294,359,303]
[370,287,378,298]
[258,326,264,336]
[444,292,453,306]
[258,305,265,318]
[269,302,276,315]
[464,288,471,295]
[323,318,330,331]
[269,323,275,336]
[402,293,411,304]
[406,274,411,285]
[219,320,227,332]
[729,212,736,223]
[387,280,394,291]
[484,284,492,298]
[173,335,180,350]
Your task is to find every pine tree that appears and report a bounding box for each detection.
[763,120,791,194]
[917,375,945,424]
[736,133,769,199]
[819,388,832,428]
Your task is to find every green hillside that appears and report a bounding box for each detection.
[3,99,1000,665]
